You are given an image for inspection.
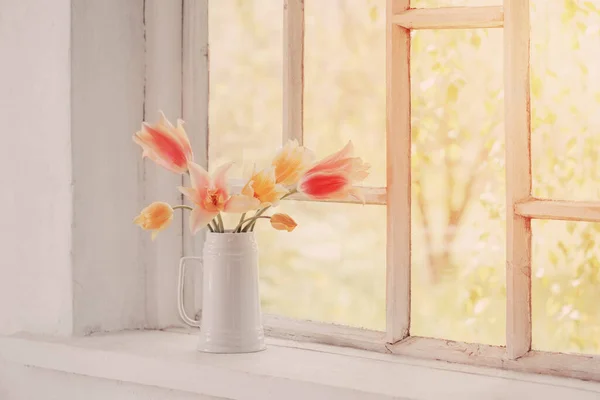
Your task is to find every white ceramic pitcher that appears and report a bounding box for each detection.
[178,231,266,353]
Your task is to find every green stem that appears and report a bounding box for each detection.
[246,206,270,232]
[216,213,225,233]
[210,219,219,232]
[239,215,271,228]
[244,189,298,232]
[172,205,213,232]
[172,205,193,211]
[234,212,247,233]
[281,189,297,200]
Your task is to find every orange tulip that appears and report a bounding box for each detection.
[272,140,314,186]
[179,162,260,234]
[270,213,297,232]
[134,202,174,240]
[240,167,289,208]
[298,141,369,202]
[133,111,193,174]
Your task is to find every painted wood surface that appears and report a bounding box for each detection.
[516,199,600,222]
[386,0,411,344]
[283,0,304,145]
[182,0,210,319]
[504,0,533,360]
[70,0,146,334]
[264,314,386,353]
[143,0,189,329]
[3,331,600,398]
[392,6,504,29]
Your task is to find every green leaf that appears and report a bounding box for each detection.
[531,74,543,98]
[549,250,559,266]
[562,0,578,23]
[584,1,598,12]
[470,33,481,48]
[447,84,459,103]
[369,6,378,22]
[558,241,569,256]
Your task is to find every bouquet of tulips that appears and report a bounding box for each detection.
[133,112,370,238]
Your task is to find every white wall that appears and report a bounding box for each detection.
[70,0,146,335]
[0,0,73,336]
[0,0,155,336]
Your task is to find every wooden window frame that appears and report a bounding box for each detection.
[183,0,600,382]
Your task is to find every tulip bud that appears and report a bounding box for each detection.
[134,202,174,240]
[270,213,297,232]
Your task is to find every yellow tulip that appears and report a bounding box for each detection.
[272,140,314,186]
[270,213,297,232]
[241,167,289,207]
[134,202,174,240]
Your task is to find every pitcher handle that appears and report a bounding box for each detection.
[178,256,202,328]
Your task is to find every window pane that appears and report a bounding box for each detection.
[410,29,505,345]
[531,0,600,200]
[208,1,282,175]
[411,0,500,7]
[532,220,600,354]
[256,201,385,331]
[304,0,385,187]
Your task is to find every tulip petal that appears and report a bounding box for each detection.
[273,140,315,186]
[224,194,261,213]
[270,213,297,232]
[241,180,255,197]
[188,162,211,192]
[178,186,202,205]
[306,141,354,175]
[175,119,194,160]
[136,134,187,174]
[299,172,349,199]
[212,162,234,198]
[189,207,218,235]
[143,124,188,168]
[151,218,172,241]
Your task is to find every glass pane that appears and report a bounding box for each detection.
[208,1,282,175]
[410,29,505,345]
[304,0,385,187]
[531,0,600,200]
[412,0,500,7]
[256,201,385,331]
[532,220,600,354]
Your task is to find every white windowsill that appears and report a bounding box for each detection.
[1,330,599,400]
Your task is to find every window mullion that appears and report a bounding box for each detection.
[283,0,304,145]
[504,0,533,359]
[393,6,504,30]
[386,0,411,344]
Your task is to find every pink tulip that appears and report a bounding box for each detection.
[298,141,370,202]
[178,162,260,234]
[133,111,193,174]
